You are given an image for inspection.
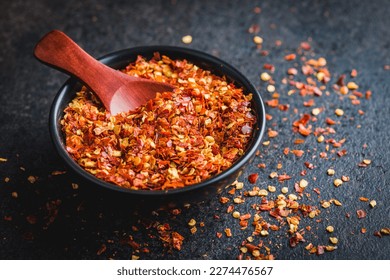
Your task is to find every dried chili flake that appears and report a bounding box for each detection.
[356,209,366,219]
[278,174,292,182]
[248,173,259,184]
[263,63,275,72]
[265,99,279,107]
[298,124,312,136]
[248,24,260,34]
[291,149,304,157]
[171,232,184,250]
[300,42,311,51]
[96,244,107,256]
[62,54,256,190]
[284,53,296,61]
[268,129,278,138]
[337,149,347,157]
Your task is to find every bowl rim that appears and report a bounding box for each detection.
[49,45,266,196]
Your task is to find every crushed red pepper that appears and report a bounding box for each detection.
[62,54,256,190]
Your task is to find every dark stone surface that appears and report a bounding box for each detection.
[0,0,389,259]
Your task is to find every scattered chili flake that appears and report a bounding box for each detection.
[291,149,304,157]
[356,209,366,219]
[284,53,296,61]
[96,244,107,256]
[248,173,259,184]
[225,228,232,237]
[337,149,347,157]
[248,24,260,34]
[268,129,278,138]
[300,42,311,50]
[26,215,37,225]
[27,175,37,184]
[171,231,184,250]
[263,63,275,72]
[278,174,292,182]
[266,99,279,107]
[51,170,66,175]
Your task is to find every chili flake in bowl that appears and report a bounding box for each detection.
[50,46,265,202]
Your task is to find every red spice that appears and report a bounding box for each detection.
[248,173,259,184]
[284,53,296,61]
[291,150,304,157]
[356,209,366,219]
[300,42,311,51]
[62,54,256,190]
[278,174,292,182]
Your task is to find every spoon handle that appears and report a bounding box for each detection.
[34,30,122,102]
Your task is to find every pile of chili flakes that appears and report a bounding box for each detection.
[61,54,256,190]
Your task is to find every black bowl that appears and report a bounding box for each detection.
[49,46,266,206]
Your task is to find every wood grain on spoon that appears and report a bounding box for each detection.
[34,30,175,115]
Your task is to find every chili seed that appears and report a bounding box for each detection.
[321,201,331,208]
[240,247,248,253]
[317,135,325,143]
[335,108,344,116]
[333,178,343,187]
[333,199,342,206]
[260,230,269,236]
[188,218,196,227]
[11,192,18,198]
[232,211,241,219]
[327,168,335,176]
[252,249,261,257]
[260,72,271,81]
[369,200,377,208]
[347,81,359,90]
[181,35,193,44]
[340,86,349,95]
[281,187,288,194]
[363,159,371,165]
[268,185,276,192]
[258,189,269,196]
[311,108,321,116]
[267,84,276,93]
[253,36,263,44]
[329,237,338,244]
[299,179,308,188]
[288,194,298,201]
[326,226,334,233]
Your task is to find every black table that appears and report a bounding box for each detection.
[0,0,389,260]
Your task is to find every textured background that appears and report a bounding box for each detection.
[0,0,389,259]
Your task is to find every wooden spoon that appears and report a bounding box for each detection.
[34,30,175,115]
